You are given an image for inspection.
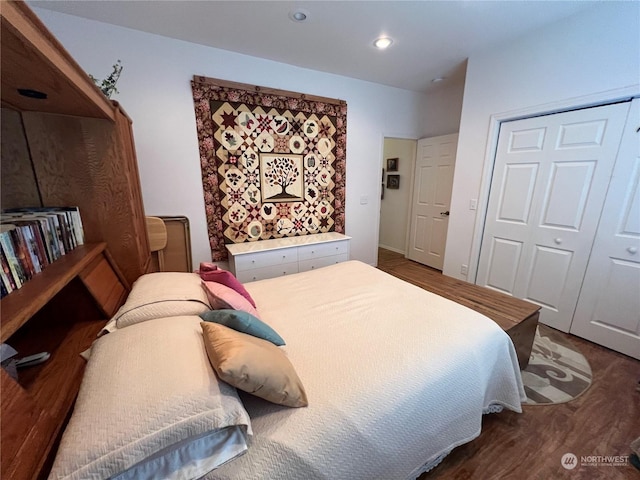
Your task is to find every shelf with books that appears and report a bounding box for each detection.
[0,243,120,343]
[0,244,126,480]
[0,207,85,297]
[1,3,148,479]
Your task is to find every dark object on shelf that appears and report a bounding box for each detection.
[16,351,50,368]
[1,343,18,380]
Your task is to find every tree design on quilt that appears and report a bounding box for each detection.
[265,157,299,198]
[261,155,303,202]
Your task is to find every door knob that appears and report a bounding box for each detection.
[440,211,450,216]
[554,238,563,245]
[628,246,638,254]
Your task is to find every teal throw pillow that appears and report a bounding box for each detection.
[199,309,285,346]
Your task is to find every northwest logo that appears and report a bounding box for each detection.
[561,453,578,470]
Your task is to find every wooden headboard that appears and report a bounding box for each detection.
[1,244,128,479]
[1,2,148,477]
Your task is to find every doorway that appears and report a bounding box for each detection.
[378,138,416,255]
[378,135,459,270]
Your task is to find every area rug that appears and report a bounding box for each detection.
[521,324,592,405]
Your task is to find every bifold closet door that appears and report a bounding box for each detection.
[477,102,630,332]
[570,99,640,359]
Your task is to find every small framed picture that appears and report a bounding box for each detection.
[387,157,398,172]
[387,174,400,189]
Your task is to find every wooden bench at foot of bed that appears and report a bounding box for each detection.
[432,279,540,370]
[378,261,540,370]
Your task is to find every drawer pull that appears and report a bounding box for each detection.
[282,255,286,259]
[311,266,315,269]
[251,260,256,264]
[252,277,257,281]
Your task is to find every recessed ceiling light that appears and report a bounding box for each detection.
[373,37,393,49]
[289,9,310,22]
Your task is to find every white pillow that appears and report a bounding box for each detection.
[48,316,252,480]
[112,272,211,329]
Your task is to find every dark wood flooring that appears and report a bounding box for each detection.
[377,248,640,480]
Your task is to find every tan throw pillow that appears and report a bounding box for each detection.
[201,322,308,408]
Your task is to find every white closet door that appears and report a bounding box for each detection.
[477,102,630,332]
[570,99,640,359]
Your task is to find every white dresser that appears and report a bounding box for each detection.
[226,233,351,283]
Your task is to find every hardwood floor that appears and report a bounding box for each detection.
[377,249,640,480]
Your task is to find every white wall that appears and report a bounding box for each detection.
[379,138,417,254]
[420,78,465,139]
[33,8,433,269]
[446,2,640,281]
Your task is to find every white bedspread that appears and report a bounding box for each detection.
[208,261,525,479]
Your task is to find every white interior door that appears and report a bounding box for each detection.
[477,102,630,332]
[407,134,457,269]
[570,99,640,359]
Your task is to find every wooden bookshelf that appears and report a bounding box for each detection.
[2,243,109,341]
[0,242,128,480]
[1,1,150,287]
[0,0,114,119]
[0,2,149,478]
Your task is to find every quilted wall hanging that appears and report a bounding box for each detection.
[191,76,347,261]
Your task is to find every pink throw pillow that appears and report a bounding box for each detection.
[196,263,257,308]
[202,281,261,319]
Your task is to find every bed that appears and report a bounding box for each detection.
[48,261,525,480]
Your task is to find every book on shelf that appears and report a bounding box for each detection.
[0,248,16,298]
[0,226,26,289]
[0,207,86,296]
[0,247,17,293]
[7,225,35,280]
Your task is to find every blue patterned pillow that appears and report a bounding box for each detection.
[199,309,285,346]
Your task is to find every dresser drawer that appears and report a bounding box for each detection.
[298,240,349,261]
[236,262,299,283]
[299,253,349,273]
[234,248,299,271]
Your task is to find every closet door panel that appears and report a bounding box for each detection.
[571,99,640,359]
[477,102,630,332]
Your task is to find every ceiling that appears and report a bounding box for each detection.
[30,1,599,93]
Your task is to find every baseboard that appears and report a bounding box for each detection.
[378,244,406,255]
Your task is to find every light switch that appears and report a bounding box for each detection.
[469,199,478,210]
[360,195,369,205]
